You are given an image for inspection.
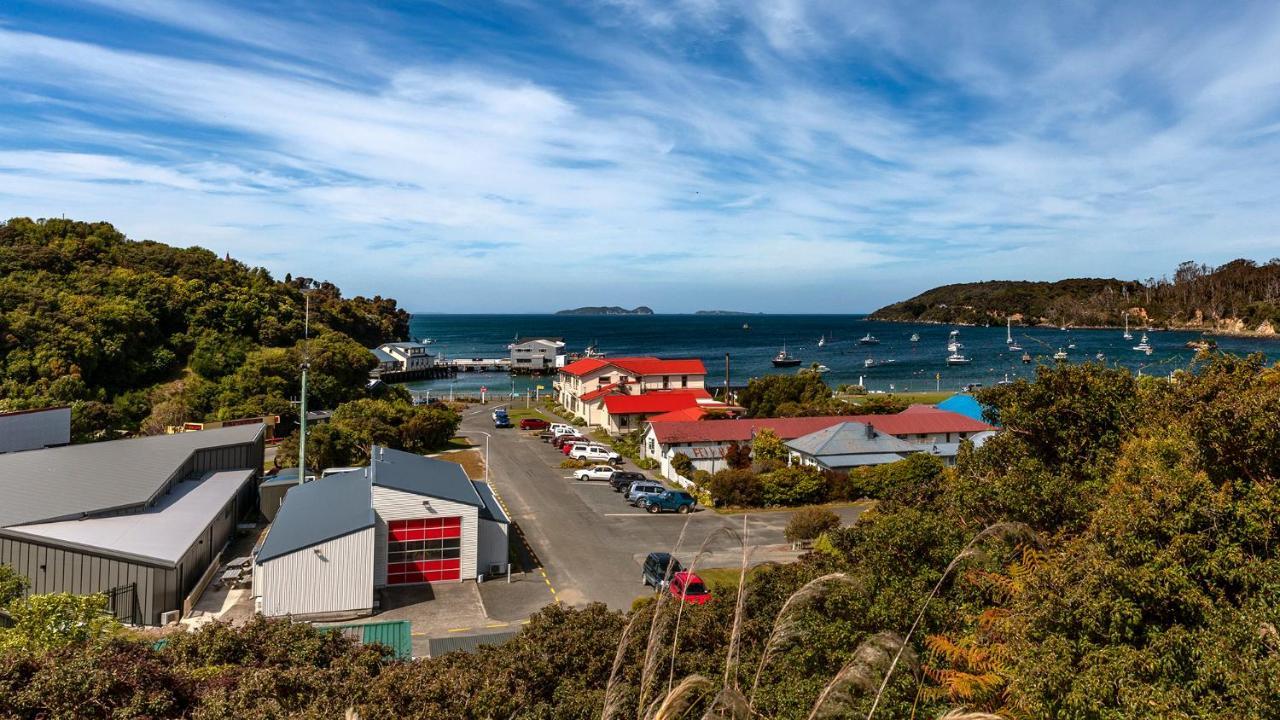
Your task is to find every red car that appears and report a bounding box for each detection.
[668,571,711,605]
[552,434,586,449]
[520,418,550,430]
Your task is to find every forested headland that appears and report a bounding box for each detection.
[2,354,1279,718]
[870,258,1280,334]
[0,217,457,462]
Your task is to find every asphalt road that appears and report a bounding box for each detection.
[460,409,868,613]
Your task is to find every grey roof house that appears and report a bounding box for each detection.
[0,425,265,625]
[785,421,920,470]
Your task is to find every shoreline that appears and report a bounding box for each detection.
[867,317,1279,340]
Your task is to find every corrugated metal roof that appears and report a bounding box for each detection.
[3,469,254,566]
[256,470,374,563]
[426,629,518,658]
[813,452,915,469]
[369,347,396,362]
[472,481,509,524]
[369,447,483,509]
[317,619,413,660]
[0,424,264,528]
[786,422,919,457]
[260,469,304,487]
[602,389,713,414]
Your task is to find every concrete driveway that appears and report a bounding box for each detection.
[460,409,868,613]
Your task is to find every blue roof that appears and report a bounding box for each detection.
[369,447,484,509]
[257,471,374,562]
[937,394,989,424]
[473,481,509,524]
[261,468,304,487]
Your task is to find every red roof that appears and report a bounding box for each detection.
[558,356,707,378]
[579,381,636,403]
[603,389,712,415]
[646,407,712,423]
[648,408,992,444]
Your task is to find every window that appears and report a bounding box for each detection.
[387,517,463,584]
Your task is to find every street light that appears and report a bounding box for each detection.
[473,430,491,484]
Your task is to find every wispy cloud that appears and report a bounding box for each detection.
[1,1,1279,311]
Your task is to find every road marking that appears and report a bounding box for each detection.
[446,627,471,633]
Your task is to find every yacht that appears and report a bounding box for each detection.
[742,322,750,331]
[817,335,826,348]
[1053,348,1068,361]
[811,364,831,374]
[772,344,801,367]
[1006,318,1015,345]
[909,332,920,343]
[1022,351,1032,364]
[864,357,876,368]
[1133,333,1153,352]
[1123,312,1133,341]
[858,333,880,345]
[946,352,971,365]
[996,373,1013,386]
[1067,342,1076,350]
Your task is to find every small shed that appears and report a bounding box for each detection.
[259,469,304,522]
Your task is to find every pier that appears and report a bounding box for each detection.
[448,358,512,373]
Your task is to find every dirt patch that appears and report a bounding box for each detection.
[435,448,486,480]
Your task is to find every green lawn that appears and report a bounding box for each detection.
[837,390,953,406]
[694,565,767,590]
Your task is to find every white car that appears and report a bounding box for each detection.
[577,465,618,482]
[571,445,623,463]
[551,425,577,436]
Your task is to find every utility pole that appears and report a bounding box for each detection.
[298,290,312,480]
[723,353,730,402]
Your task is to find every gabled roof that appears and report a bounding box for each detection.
[936,394,990,424]
[786,422,919,457]
[648,416,851,444]
[257,470,374,563]
[4,469,255,566]
[369,446,484,508]
[370,347,396,362]
[0,424,264,528]
[580,381,635,402]
[472,481,509,524]
[860,406,993,435]
[646,407,712,423]
[603,389,713,415]
[559,356,707,377]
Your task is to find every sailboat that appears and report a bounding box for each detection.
[1006,318,1022,351]
[742,322,750,331]
[1123,312,1133,341]
[1133,333,1152,352]
[817,334,826,348]
[910,332,920,343]
[772,343,801,367]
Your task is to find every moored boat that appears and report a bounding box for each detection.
[772,344,801,367]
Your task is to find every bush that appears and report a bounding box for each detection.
[670,452,694,478]
[785,506,842,543]
[722,442,752,470]
[635,457,659,470]
[560,458,589,469]
[760,465,827,506]
[689,469,712,487]
[707,469,763,507]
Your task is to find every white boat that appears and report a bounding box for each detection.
[1006,318,1014,345]
[947,340,964,352]
[910,333,920,342]
[1133,333,1152,352]
[864,358,876,368]
[817,335,826,348]
[858,333,880,345]
[1067,343,1076,350]
[742,323,750,331]
[1123,312,1133,341]
[996,373,1013,386]
[1096,352,1106,361]
[813,364,831,373]
[772,344,801,367]
[1053,348,1068,361]
[946,352,971,365]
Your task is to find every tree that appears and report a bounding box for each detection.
[670,452,695,478]
[751,428,788,463]
[0,593,121,651]
[0,564,28,606]
[277,424,361,472]
[785,507,841,544]
[736,374,833,417]
[400,406,461,453]
[706,469,763,507]
[760,465,826,506]
[722,441,752,469]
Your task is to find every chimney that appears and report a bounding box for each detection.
[864,422,876,439]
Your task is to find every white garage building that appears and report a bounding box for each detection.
[253,446,509,619]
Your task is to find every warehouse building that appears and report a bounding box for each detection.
[254,446,509,619]
[0,425,265,625]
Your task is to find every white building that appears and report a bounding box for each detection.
[555,356,710,429]
[254,446,509,620]
[508,337,566,373]
[371,342,436,372]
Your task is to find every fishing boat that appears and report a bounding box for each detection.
[1053,348,1068,361]
[858,333,880,345]
[1132,333,1152,352]
[909,333,920,343]
[946,352,971,365]
[772,344,801,367]
[1022,352,1032,364]
[1123,312,1133,341]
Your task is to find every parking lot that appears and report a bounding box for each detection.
[462,408,869,613]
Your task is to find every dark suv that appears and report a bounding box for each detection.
[609,471,647,492]
[641,552,683,588]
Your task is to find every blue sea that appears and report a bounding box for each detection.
[402,314,1276,397]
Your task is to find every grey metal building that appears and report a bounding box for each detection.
[0,406,71,453]
[0,425,264,625]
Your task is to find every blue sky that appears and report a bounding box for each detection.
[2,1,1280,312]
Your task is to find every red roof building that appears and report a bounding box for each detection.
[555,356,710,431]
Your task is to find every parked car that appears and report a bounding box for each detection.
[668,571,711,605]
[626,481,667,506]
[520,418,550,430]
[642,552,683,588]
[551,425,577,437]
[553,434,587,449]
[560,439,590,455]
[577,465,618,482]
[609,471,647,492]
[571,445,623,464]
[643,490,697,514]
[538,430,556,442]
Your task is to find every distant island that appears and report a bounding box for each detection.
[694,310,762,316]
[554,305,654,316]
[869,259,1280,336]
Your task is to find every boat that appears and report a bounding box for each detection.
[1133,333,1152,352]
[1008,341,1022,351]
[909,333,920,343]
[946,352,971,365]
[1022,352,1032,364]
[1096,352,1106,361]
[772,344,801,367]
[1123,312,1133,341]
[1067,343,1076,350]
[810,364,831,374]
[858,333,880,345]
[817,335,826,348]
[947,340,964,352]
[742,323,750,331]
[996,373,1013,386]
[864,358,876,368]
[1053,348,1068,361]
[1006,318,1014,345]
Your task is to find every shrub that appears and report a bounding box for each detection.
[560,458,589,469]
[635,457,659,470]
[706,469,763,507]
[751,428,788,463]
[689,469,712,487]
[722,442,752,470]
[670,452,695,478]
[784,506,842,543]
[760,465,827,506]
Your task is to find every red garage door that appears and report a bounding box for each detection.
[387,517,462,584]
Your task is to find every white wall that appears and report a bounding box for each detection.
[257,527,375,618]
[477,520,509,576]
[372,485,479,586]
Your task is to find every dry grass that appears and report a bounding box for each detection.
[433,449,486,480]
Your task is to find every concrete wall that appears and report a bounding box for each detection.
[257,527,375,618]
[372,486,479,587]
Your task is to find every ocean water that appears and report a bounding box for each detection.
[402,314,1276,397]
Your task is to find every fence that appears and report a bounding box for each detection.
[105,582,141,625]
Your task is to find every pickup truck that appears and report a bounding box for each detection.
[571,445,623,463]
[576,465,618,482]
[642,490,697,514]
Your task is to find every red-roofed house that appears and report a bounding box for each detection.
[642,408,995,484]
[556,356,709,430]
